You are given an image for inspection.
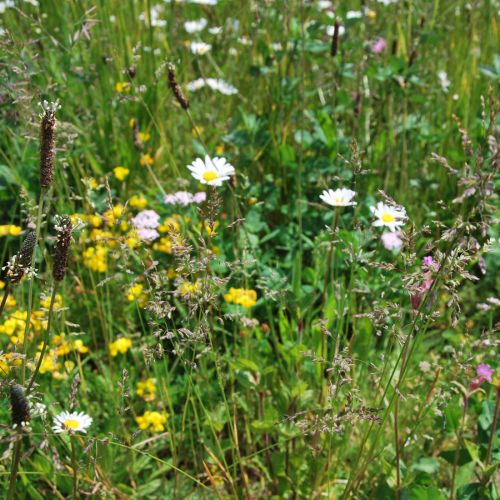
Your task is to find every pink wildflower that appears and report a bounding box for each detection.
[469,376,485,393]
[137,228,160,241]
[477,363,494,383]
[131,210,161,229]
[381,231,403,250]
[372,37,387,54]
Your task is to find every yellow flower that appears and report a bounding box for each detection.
[52,370,68,381]
[139,132,151,142]
[35,349,62,374]
[130,195,148,209]
[64,360,75,372]
[125,229,141,249]
[9,226,21,236]
[0,280,4,289]
[224,288,257,308]
[198,220,219,236]
[367,9,376,18]
[91,215,102,227]
[126,283,148,307]
[136,411,169,433]
[216,145,224,155]
[158,216,181,233]
[109,337,132,356]
[73,339,89,353]
[83,245,108,273]
[5,295,16,308]
[168,268,176,280]
[84,177,98,189]
[140,153,154,166]
[113,82,131,92]
[153,237,173,254]
[114,166,130,181]
[249,197,258,205]
[180,281,202,297]
[137,378,157,401]
[40,294,63,311]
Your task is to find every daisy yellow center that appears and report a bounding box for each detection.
[203,171,218,182]
[63,419,80,430]
[382,214,395,223]
[334,198,344,204]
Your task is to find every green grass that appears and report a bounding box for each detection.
[0,0,500,499]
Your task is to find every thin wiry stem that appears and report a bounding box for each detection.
[71,435,78,499]
[20,187,46,385]
[0,282,11,321]
[26,282,59,394]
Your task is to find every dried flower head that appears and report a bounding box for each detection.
[53,215,79,281]
[38,100,61,188]
[4,231,37,284]
[10,384,31,427]
[168,64,190,110]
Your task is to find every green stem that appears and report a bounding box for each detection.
[485,386,500,467]
[20,187,47,385]
[0,282,11,321]
[5,437,22,500]
[26,282,59,394]
[72,435,78,499]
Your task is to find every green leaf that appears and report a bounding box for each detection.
[456,483,481,500]
[478,65,500,79]
[409,458,440,475]
[454,461,476,493]
[439,448,473,466]
[236,370,258,389]
[235,357,259,372]
[463,440,483,471]
[408,485,446,500]
[251,420,276,434]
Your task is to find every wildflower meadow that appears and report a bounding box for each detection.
[2,0,500,499]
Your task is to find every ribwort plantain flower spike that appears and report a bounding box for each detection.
[38,100,61,188]
[3,231,37,284]
[52,215,83,281]
[10,384,31,428]
[168,64,190,109]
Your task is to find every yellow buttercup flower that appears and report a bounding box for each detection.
[137,378,157,401]
[114,166,130,181]
[136,411,169,433]
[130,195,148,209]
[225,288,258,308]
[140,153,154,166]
[113,82,131,92]
[180,281,202,297]
[73,339,89,354]
[126,283,148,307]
[109,337,132,356]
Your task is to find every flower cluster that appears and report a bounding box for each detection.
[164,191,206,206]
[0,225,21,237]
[131,210,161,241]
[186,78,238,95]
[126,283,148,307]
[136,378,157,402]
[136,411,169,433]
[109,337,132,356]
[224,288,257,308]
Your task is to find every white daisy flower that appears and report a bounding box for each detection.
[184,18,207,33]
[370,202,407,232]
[206,78,238,95]
[52,411,92,434]
[187,155,235,186]
[319,188,357,207]
[209,26,223,35]
[318,0,332,10]
[186,78,205,91]
[190,41,212,54]
[188,0,217,4]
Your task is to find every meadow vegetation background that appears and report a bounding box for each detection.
[1,0,500,499]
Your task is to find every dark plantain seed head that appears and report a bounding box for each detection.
[6,231,37,284]
[53,215,73,282]
[10,384,30,427]
[39,101,60,188]
[168,64,190,110]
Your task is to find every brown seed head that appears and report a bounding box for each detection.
[10,384,31,427]
[7,231,37,284]
[132,118,144,152]
[53,215,73,281]
[168,64,190,110]
[330,20,340,58]
[39,101,59,188]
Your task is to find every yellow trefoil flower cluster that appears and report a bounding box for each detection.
[114,166,130,181]
[126,283,148,308]
[136,378,157,402]
[136,411,169,433]
[224,288,258,308]
[109,337,132,356]
[0,225,21,237]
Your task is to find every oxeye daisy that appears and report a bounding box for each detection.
[319,188,357,207]
[370,202,407,232]
[187,155,235,186]
[52,411,92,434]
